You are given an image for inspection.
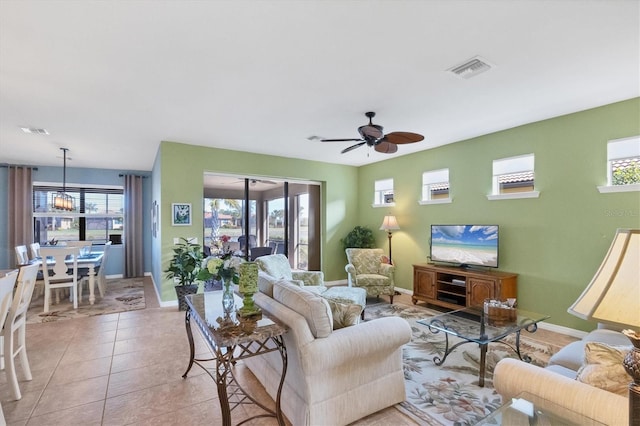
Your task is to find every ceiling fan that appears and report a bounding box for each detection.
[234,178,278,185]
[320,111,424,154]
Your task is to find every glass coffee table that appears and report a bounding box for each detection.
[476,392,605,425]
[417,306,549,387]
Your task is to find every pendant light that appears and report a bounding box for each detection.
[52,147,75,211]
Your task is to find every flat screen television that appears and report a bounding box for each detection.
[430,225,499,268]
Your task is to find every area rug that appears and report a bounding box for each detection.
[366,302,561,426]
[26,277,146,324]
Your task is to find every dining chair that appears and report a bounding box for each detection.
[1,263,39,400]
[0,271,16,424]
[29,242,41,260]
[250,246,274,260]
[40,247,81,313]
[78,241,111,302]
[14,245,29,266]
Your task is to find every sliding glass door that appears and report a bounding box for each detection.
[203,174,321,270]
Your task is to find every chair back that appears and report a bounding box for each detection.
[9,263,40,327]
[250,246,274,261]
[40,247,80,283]
[238,235,258,251]
[0,271,18,329]
[30,242,41,259]
[15,245,29,265]
[345,248,385,275]
[97,241,112,282]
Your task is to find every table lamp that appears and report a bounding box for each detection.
[567,228,640,425]
[379,215,400,264]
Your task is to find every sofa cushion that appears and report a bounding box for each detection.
[576,342,632,396]
[273,280,333,338]
[325,299,362,330]
[258,270,277,297]
[256,254,294,280]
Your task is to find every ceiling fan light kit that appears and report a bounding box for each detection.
[320,111,424,155]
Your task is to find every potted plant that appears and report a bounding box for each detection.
[165,237,204,311]
[341,225,376,251]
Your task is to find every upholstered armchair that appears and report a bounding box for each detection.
[345,248,395,303]
[255,254,324,287]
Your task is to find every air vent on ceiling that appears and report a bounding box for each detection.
[448,56,493,79]
[20,127,49,135]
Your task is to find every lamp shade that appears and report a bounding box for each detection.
[380,215,400,231]
[568,228,640,329]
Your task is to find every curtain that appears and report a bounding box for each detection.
[8,166,34,266]
[124,174,144,277]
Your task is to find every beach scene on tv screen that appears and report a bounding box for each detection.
[432,225,498,267]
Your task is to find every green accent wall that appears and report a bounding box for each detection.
[154,142,359,302]
[357,98,640,331]
[152,98,639,331]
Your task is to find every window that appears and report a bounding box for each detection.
[419,168,451,204]
[488,154,539,200]
[598,136,640,193]
[33,184,124,243]
[373,178,394,206]
[204,198,256,248]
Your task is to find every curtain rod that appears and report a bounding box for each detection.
[0,163,39,170]
[118,174,149,178]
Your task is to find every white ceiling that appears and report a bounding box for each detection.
[1,0,638,171]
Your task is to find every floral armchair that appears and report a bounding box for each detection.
[345,248,395,303]
[255,254,324,287]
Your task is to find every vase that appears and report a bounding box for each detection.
[222,278,235,314]
[175,284,198,311]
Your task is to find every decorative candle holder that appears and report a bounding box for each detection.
[237,262,261,317]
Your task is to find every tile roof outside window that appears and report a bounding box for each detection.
[497,171,535,184]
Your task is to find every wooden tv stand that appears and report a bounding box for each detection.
[412,263,517,310]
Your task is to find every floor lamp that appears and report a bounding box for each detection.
[567,228,640,426]
[379,215,400,265]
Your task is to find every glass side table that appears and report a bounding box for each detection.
[475,392,605,425]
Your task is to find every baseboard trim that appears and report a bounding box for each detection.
[536,322,587,339]
[143,272,177,308]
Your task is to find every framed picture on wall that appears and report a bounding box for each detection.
[172,203,192,226]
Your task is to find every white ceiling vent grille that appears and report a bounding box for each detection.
[448,56,493,79]
[20,127,49,135]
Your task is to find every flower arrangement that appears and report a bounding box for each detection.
[197,250,244,284]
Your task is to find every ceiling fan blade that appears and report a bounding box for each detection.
[341,141,366,154]
[321,138,364,142]
[375,141,398,154]
[384,131,424,144]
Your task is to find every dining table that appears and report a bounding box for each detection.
[33,251,104,305]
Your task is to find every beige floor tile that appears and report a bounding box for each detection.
[0,388,42,424]
[58,341,115,365]
[106,357,199,398]
[48,356,112,386]
[133,399,223,426]
[32,375,109,417]
[25,400,104,426]
[102,374,215,425]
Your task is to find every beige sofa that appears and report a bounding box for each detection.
[494,328,630,425]
[243,275,412,426]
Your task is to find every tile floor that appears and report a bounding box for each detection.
[1,280,418,425]
[1,280,573,425]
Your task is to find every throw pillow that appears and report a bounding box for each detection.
[576,342,632,396]
[325,298,362,330]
